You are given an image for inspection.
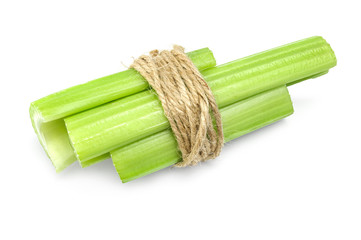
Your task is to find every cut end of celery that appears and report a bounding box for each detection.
[30,103,115,172]
[29,103,77,172]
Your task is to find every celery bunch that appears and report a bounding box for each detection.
[30,36,337,182]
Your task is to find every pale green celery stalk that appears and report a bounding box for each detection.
[112,86,294,182]
[31,48,215,122]
[65,36,336,166]
[30,48,216,172]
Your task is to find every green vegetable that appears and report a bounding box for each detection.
[65,36,336,167]
[30,48,216,172]
[112,86,294,182]
[30,36,337,178]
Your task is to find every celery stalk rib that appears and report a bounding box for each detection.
[30,48,216,172]
[31,48,215,122]
[65,36,336,166]
[112,86,294,182]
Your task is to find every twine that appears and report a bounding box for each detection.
[130,45,224,167]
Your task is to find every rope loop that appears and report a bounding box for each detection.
[131,45,223,167]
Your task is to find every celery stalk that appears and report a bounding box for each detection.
[66,36,336,166]
[30,48,216,172]
[31,48,215,122]
[112,86,294,182]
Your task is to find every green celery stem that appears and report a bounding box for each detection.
[31,48,215,122]
[112,86,294,182]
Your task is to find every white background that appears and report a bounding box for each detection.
[1,0,360,239]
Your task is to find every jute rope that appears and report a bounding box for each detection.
[130,45,224,167]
